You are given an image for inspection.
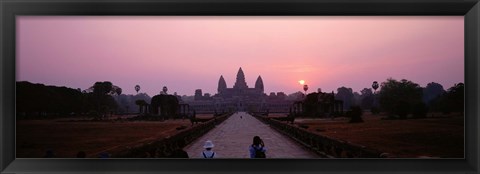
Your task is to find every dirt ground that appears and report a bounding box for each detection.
[17,113,463,158]
[293,113,464,158]
[16,114,213,158]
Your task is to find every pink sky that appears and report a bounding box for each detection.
[17,16,464,96]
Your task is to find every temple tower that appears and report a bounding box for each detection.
[233,67,248,89]
[255,75,264,93]
[218,75,227,93]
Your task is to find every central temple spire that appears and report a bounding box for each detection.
[233,67,248,89]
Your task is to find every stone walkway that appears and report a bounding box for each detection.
[184,112,320,158]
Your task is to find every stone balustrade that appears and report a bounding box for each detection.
[252,113,387,158]
[108,112,233,158]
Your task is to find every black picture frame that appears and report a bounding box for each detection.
[1,0,479,173]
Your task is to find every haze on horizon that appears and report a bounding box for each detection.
[17,16,464,97]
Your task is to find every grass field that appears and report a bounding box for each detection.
[16,114,214,158]
[16,113,463,158]
[294,113,464,158]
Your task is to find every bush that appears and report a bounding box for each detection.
[371,107,380,115]
[412,102,428,118]
[348,106,364,123]
[395,101,410,119]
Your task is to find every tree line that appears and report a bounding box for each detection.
[16,81,151,119]
[331,78,464,119]
[17,78,464,120]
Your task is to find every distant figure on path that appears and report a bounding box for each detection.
[249,136,267,158]
[201,140,217,158]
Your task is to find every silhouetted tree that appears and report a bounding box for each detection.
[116,88,122,96]
[378,78,423,119]
[16,81,85,118]
[135,85,141,94]
[86,81,122,119]
[423,82,445,106]
[88,81,122,96]
[360,88,374,110]
[371,81,380,114]
[435,83,464,114]
[372,81,379,92]
[17,81,126,119]
[335,87,354,110]
[113,93,151,114]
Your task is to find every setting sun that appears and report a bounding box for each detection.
[298,80,305,85]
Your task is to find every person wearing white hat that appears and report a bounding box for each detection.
[201,140,217,158]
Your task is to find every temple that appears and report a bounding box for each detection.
[185,67,343,116]
[217,67,264,99]
[188,67,285,113]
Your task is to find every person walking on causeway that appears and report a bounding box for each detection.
[201,140,217,158]
[249,136,267,158]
